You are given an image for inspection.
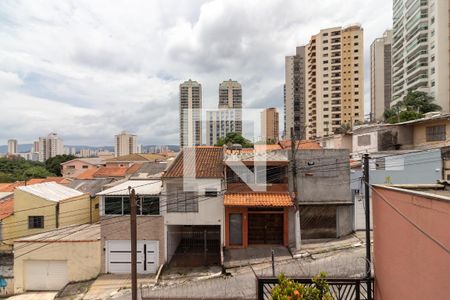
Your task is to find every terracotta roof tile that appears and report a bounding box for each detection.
[106,153,167,162]
[0,197,14,220]
[126,163,143,174]
[0,177,68,192]
[278,140,322,150]
[163,147,224,178]
[93,166,129,178]
[224,192,293,207]
[75,168,98,180]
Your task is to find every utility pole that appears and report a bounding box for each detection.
[290,127,301,250]
[363,154,372,300]
[129,188,138,300]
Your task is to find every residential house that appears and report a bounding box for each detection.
[161,147,224,267]
[13,223,100,293]
[352,123,413,156]
[351,113,450,157]
[105,153,168,168]
[224,149,294,248]
[317,133,352,152]
[97,180,163,274]
[61,157,106,178]
[372,184,450,299]
[67,178,115,223]
[291,149,353,239]
[0,197,13,252]
[0,182,91,250]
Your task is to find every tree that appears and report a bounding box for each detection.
[0,157,55,183]
[271,273,332,300]
[44,154,76,176]
[384,91,441,124]
[214,132,254,148]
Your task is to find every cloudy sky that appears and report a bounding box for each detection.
[0,0,392,146]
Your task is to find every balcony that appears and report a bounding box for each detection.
[405,37,427,54]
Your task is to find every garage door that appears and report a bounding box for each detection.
[25,260,68,291]
[248,213,283,244]
[107,240,159,274]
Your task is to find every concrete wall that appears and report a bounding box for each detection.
[336,205,353,237]
[166,225,183,262]
[100,216,165,272]
[2,191,91,247]
[293,149,352,203]
[13,240,101,293]
[372,186,450,300]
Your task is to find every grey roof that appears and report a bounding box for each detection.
[68,178,115,197]
[129,161,168,179]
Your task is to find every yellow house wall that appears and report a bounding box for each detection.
[1,190,91,247]
[413,120,450,149]
[91,196,100,223]
[13,240,101,293]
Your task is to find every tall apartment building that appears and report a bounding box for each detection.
[179,79,202,147]
[114,131,138,157]
[305,25,364,139]
[285,46,306,140]
[391,0,449,112]
[7,139,17,154]
[38,133,64,162]
[206,80,243,145]
[371,30,393,121]
[219,79,242,133]
[261,108,279,143]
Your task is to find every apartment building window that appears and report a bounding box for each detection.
[354,35,359,39]
[354,42,359,46]
[323,47,329,50]
[431,81,435,87]
[431,68,435,74]
[354,64,359,67]
[323,40,329,43]
[354,49,359,53]
[354,70,359,74]
[28,216,44,229]
[426,125,446,142]
[431,55,435,62]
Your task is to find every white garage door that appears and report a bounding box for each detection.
[25,260,68,291]
[107,240,159,274]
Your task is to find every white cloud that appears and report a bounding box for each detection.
[0,0,392,146]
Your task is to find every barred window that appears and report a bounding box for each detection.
[28,216,44,229]
[426,125,446,142]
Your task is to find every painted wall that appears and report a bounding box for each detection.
[413,119,450,149]
[350,149,442,230]
[1,190,91,247]
[161,178,225,248]
[13,240,100,293]
[372,186,450,300]
[100,216,165,272]
[62,160,98,178]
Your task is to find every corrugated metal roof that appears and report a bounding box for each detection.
[17,182,84,202]
[97,180,162,196]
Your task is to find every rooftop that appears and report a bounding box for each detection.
[67,178,115,197]
[61,157,106,166]
[17,182,85,202]
[0,197,13,220]
[97,179,162,196]
[224,150,288,163]
[15,223,100,242]
[106,153,167,162]
[163,147,224,179]
[278,140,322,150]
[224,192,293,207]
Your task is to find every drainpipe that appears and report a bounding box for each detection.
[56,202,60,228]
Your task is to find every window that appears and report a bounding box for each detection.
[82,165,89,169]
[95,203,99,209]
[426,125,446,142]
[167,190,198,213]
[28,216,44,229]
[205,189,218,197]
[357,134,371,146]
[104,196,160,215]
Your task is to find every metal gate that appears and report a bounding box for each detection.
[168,226,221,267]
